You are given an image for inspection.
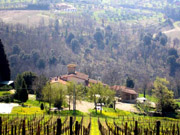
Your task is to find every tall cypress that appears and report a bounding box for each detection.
[0,39,11,81]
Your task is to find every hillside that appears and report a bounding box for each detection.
[0,0,180,97]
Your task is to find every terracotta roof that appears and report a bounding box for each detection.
[67,64,76,68]
[121,88,137,95]
[75,72,89,80]
[111,85,126,91]
[111,85,137,95]
[89,79,99,84]
[61,72,89,81]
[51,77,67,85]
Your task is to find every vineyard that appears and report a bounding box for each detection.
[0,115,180,135]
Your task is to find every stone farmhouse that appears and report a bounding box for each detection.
[51,64,138,103]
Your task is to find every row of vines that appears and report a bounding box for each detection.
[98,116,180,135]
[0,115,91,135]
[0,115,180,135]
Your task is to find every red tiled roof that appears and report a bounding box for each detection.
[121,88,137,95]
[61,72,89,81]
[111,85,137,95]
[67,64,76,68]
[51,77,67,85]
[89,79,99,84]
[111,85,126,91]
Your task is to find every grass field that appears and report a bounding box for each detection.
[0,91,11,96]
[138,93,157,103]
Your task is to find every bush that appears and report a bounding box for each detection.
[0,94,14,102]
[40,103,44,110]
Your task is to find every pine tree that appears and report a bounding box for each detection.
[15,74,28,102]
[0,39,11,81]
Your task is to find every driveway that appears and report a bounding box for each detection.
[0,103,19,114]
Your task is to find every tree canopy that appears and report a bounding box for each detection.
[153,77,178,116]
[15,74,28,103]
[0,39,11,81]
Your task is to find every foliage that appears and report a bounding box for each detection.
[88,83,115,108]
[138,94,157,103]
[42,82,67,110]
[0,91,11,96]
[167,48,180,76]
[0,39,11,81]
[15,74,28,103]
[37,58,46,69]
[89,107,132,118]
[126,77,135,88]
[71,39,80,54]
[66,33,75,44]
[58,110,84,116]
[40,103,44,110]
[11,106,44,115]
[21,71,37,93]
[32,74,48,100]
[136,101,153,114]
[152,77,178,116]
[67,81,84,111]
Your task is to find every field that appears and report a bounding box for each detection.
[0,113,180,135]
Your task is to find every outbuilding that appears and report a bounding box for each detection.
[111,85,138,103]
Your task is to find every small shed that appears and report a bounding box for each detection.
[121,88,138,103]
[111,85,138,103]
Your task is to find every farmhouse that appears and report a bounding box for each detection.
[51,64,138,103]
[51,64,100,86]
[111,85,138,103]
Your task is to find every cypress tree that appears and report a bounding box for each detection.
[15,74,28,102]
[0,39,11,81]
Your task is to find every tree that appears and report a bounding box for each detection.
[32,74,48,100]
[94,31,104,49]
[53,83,67,110]
[160,34,167,46]
[31,50,40,64]
[67,82,83,113]
[143,33,152,46]
[42,82,53,110]
[66,33,75,44]
[15,74,28,103]
[42,82,67,110]
[71,39,80,54]
[12,44,21,54]
[67,82,74,111]
[37,58,46,69]
[126,77,134,88]
[0,39,11,81]
[167,48,179,76]
[21,71,37,93]
[88,83,115,113]
[153,77,177,116]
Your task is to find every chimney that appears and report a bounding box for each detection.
[67,64,76,74]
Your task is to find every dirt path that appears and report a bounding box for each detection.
[163,21,180,40]
[67,101,95,113]
[0,103,19,114]
[67,100,139,113]
[116,102,139,113]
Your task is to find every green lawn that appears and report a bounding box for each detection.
[0,91,11,96]
[139,94,158,103]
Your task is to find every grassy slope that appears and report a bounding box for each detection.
[138,94,157,103]
[0,91,11,96]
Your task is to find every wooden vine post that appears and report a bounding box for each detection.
[134,121,138,135]
[70,117,73,135]
[56,118,61,135]
[0,117,2,135]
[22,119,26,135]
[156,121,160,135]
